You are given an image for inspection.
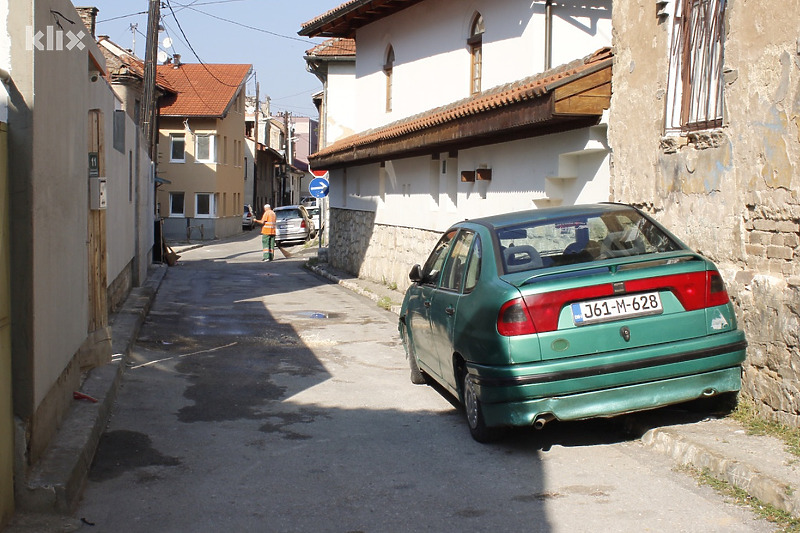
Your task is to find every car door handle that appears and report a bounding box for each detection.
[445,306,455,316]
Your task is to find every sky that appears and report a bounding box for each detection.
[87,0,340,119]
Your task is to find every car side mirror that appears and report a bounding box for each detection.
[409,264,423,283]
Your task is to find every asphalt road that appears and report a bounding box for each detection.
[73,234,773,533]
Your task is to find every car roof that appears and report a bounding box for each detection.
[461,203,637,230]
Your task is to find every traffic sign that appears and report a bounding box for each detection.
[309,176,329,198]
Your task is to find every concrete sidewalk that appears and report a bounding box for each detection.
[6,264,168,531]
[6,248,800,530]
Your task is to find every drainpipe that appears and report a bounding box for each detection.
[544,0,553,71]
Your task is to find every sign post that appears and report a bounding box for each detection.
[309,170,329,248]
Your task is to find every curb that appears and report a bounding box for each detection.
[18,265,168,514]
[307,263,403,315]
[641,424,800,518]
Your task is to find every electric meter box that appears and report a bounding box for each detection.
[90,177,107,210]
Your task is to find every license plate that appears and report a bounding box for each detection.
[572,292,663,325]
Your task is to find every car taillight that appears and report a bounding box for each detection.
[706,271,730,307]
[505,269,730,335]
[497,298,537,336]
[301,220,306,229]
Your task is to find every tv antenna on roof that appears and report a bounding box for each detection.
[129,23,138,55]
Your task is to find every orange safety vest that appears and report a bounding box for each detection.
[259,210,276,236]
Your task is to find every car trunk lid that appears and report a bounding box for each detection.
[503,253,726,362]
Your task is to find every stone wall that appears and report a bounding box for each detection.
[610,0,800,425]
[328,208,441,293]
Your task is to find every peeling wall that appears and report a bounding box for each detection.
[610,0,800,423]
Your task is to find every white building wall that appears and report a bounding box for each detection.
[354,0,611,131]
[100,87,152,287]
[28,3,91,403]
[330,125,610,233]
[0,0,7,124]
[325,62,357,144]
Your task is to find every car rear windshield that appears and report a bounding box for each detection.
[276,209,301,220]
[496,208,682,274]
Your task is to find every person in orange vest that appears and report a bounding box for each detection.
[256,204,277,261]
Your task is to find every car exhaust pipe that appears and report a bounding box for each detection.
[533,414,555,430]
[702,388,717,397]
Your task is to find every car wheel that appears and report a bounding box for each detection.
[462,372,498,443]
[404,332,427,385]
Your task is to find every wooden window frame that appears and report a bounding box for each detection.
[666,0,726,133]
[384,45,395,113]
[469,14,484,95]
[170,133,186,163]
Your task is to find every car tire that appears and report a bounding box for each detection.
[462,372,499,443]
[405,335,427,385]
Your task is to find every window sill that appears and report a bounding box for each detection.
[660,128,727,154]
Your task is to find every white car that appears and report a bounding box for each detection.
[242,204,255,230]
[274,205,314,244]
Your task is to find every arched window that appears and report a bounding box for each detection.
[468,13,484,95]
[384,45,395,112]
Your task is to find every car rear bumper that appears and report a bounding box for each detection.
[276,231,308,242]
[467,330,747,428]
[478,366,742,428]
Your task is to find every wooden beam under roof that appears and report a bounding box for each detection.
[299,0,425,38]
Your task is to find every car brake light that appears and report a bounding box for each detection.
[706,271,730,307]
[301,220,306,229]
[497,298,536,336]
[509,270,730,334]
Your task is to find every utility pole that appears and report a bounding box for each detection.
[141,0,160,161]
[283,111,290,205]
[253,81,259,208]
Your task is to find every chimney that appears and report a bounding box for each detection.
[173,54,181,68]
[75,7,99,39]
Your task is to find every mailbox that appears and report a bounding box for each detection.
[90,177,107,210]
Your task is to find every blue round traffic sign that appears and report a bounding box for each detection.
[309,177,329,198]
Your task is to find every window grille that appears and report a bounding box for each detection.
[666,0,726,133]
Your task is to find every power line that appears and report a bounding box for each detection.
[97,1,244,23]
[163,0,252,89]
[175,3,317,44]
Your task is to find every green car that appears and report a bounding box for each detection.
[398,203,747,442]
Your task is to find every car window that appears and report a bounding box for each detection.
[421,229,457,286]
[440,230,475,293]
[276,209,300,221]
[496,208,682,274]
[464,235,481,292]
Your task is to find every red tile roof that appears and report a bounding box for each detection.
[97,36,177,93]
[306,38,356,57]
[157,63,252,118]
[310,48,612,167]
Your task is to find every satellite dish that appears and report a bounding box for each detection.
[162,37,173,48]
[157,50,168,63]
